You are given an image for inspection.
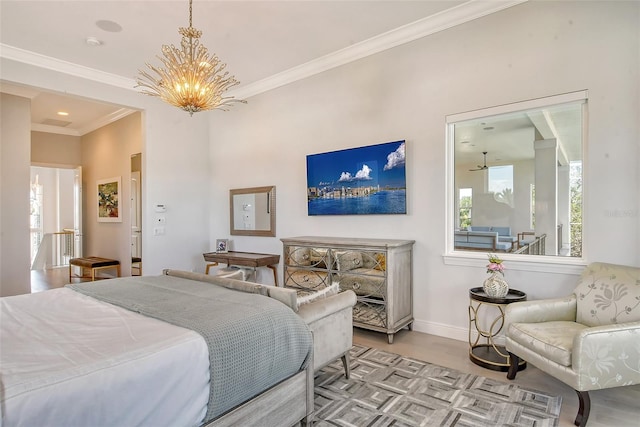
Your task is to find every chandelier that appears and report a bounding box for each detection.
[136,0,245,115]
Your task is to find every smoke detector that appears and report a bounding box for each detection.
[86,37,103,47]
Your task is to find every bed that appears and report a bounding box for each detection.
[0,270,314,427]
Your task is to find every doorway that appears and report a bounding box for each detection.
[30,165,83,291]
[131,153,142,275]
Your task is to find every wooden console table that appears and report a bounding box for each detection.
[203,251,280,285]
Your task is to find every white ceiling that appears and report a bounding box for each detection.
[0,0,527,136]
[1,0,580,164]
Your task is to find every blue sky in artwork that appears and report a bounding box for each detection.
[307,141,406,188]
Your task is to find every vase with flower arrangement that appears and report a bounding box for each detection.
[483,253,509,297]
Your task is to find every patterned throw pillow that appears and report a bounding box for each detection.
[574,262,640,327]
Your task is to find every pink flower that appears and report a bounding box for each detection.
[486,253,506,275]
[488,263,504,271]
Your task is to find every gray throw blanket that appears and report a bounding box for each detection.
[68,275,312,423]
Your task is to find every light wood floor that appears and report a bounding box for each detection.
[31,266,95,293]
[31,269,639,426]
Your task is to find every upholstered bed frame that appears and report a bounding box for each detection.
[202,365,314,426]
[1,270,356,427]
[175,269,357,427]
[170,270,356,427]
[169,269,356,426]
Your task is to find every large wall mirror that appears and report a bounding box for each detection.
[230,186,276,237]
[447,91,586,258]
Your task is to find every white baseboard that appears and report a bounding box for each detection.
[411,319,507,346]
[411,319,468,342]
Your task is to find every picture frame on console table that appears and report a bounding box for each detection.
[97,176,122,223]
[306,140,407,215]
[216,239,229,253]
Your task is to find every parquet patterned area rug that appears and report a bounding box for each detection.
[314,345,561,427]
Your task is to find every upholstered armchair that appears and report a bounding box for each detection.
[504,262,640,427]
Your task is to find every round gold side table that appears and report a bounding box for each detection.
[468,287,527,372]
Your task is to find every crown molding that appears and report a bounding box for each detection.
[0,44,136,90]
[31,123,81,137]
[0,0,527,100]
[228,0,528,99]
[31,108,136,137]
[77,108,137,136]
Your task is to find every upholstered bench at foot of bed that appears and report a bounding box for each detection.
[297,290,357,378]
[69,257,121,282]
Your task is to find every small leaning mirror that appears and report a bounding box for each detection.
[230,186,276,237]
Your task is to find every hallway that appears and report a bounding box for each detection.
[31,267,88,293]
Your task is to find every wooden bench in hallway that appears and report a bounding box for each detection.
[69,256,121,282]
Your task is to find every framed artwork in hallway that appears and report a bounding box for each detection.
[97,176,121,222]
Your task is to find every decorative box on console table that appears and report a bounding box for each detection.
[281,236,415,344]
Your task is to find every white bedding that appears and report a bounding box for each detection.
[0,288,210,427]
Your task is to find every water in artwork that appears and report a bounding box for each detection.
[308,189,406,215]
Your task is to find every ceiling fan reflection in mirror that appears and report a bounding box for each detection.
[469,151,489,171]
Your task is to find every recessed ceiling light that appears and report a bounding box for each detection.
[57,111,69,116]
[86,37,103,47]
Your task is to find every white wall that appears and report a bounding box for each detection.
[208,1,640,340]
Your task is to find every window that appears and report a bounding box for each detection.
[489,165,513,207]
[530,184,535,229]
[459,188,472,228]
[447,90,586,261]
[29,178,43,264]
[570,161,582,257]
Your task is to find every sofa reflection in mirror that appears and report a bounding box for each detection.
[455,226,516,252]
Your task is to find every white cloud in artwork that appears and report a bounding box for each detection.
[338,172,352,182]
[338,164,373,182]
[383,142,405,171]
[355,164,372,180]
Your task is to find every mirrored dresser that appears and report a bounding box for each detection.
[281,236,415,343]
